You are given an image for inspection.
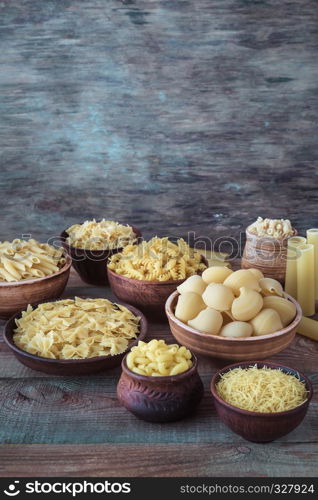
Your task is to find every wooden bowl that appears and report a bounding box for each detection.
[211,361,313,442]
[60,224,142,286]
[107,256,208,319]
[4,299,148,375]
[165,291,302,361]
[117,352,203,422]
[0,256,72,320]
[241,227,297,283]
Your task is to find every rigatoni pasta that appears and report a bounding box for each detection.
[0,239,66,283]
[108,237,206,281]
[126,339,192,376]
[13,297,140,359]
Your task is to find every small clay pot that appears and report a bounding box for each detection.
[241,227,297,283]
[117,353,204,422]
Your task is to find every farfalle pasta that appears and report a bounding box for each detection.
[13,297,140,359]
[65,219,137,250]
[0,238,66,283]
[108,237,206,281]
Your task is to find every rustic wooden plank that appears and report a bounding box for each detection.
[1,443,317,477]
[0,373,317,445]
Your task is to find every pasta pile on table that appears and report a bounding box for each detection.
[108,237,206,281]
[66,219,137,250]
[13,297,140,359]
[0,238,66,283]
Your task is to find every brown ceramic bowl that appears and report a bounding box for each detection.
[60,224,142,286]
[108,256,208,319]
[241,227,297,283]
[0,256,72,320]
[4,298,148,375]
[117,351,203,422]
[211,361,313,442]
[165,291,302,361]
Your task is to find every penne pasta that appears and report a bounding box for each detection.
[0,238,65,283]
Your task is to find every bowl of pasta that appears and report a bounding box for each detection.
[210,361,312,442]
[165,267,302,361]
[4,296,148,375]
[60,219,142,286]
[0,238,72,319]
[117,339,204,422]
[107,237,207,317]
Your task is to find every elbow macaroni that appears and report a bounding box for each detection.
[126,339,193,376]
[0,239,66,283]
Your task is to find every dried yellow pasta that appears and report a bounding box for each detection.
[108,237,206,281]
[0,239,65,283]
[13,297,140,359]
[66,219,137,250]
[126,339,192,376]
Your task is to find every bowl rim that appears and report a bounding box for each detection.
[165,290,302,342]
[121,349,199,382]
[0,254,72,288]
[210,360,313,417]
[60,222,142,255]
[4,296,148,365]
[107,255,208,286]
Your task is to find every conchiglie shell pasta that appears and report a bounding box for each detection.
[259,278,283,297]
[220,321,253,338]
[188,308,223,335]
[202,266,233,285]
[247,268,264,281]
[262,296,296,327]
[231,287,263,321]
[202,284,235,311]
[223,269,261,296]
[250,308,283,336]
[175,292,206,322]
[177,275,206,295]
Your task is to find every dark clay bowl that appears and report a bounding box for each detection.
[210,361,313,443]
[117,351,203,422]
[60,223,142,286]
[108,255,208,319]
[4,298,148,375]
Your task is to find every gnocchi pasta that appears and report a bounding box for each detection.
[126,339,192,376]
[0,238,66,283]
[109,237,206,281]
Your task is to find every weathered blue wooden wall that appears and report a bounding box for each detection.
[1,0,317,242]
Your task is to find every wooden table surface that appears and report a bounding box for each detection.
[0,269,317,477]
[1,0,318,477]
